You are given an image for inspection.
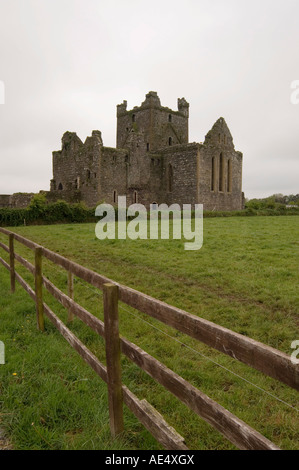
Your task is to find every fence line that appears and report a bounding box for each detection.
[0,227,295,449]
[119,303,299,413]
[3,227,297,392]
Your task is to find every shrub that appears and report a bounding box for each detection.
[0,200,97,227]
[0,208,27,227]
[27,194,47,217]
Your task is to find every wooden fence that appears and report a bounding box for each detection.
[0,227,298,450]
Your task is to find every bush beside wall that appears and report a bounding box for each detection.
[0,195,96,227]
[0,194,298,227]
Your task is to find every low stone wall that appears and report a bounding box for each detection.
[0,193,35,208]
[0,190,83,209]
[0,195,12,208]
[11,193,35,208]
[43,190,82,205]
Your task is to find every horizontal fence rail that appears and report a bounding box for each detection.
[0,227,296,450]
[2,227,298,392]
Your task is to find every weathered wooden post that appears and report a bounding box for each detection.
[9,234,15,293]
[103,282,124,437]
[35,247,45,332]
[67,271,74,322]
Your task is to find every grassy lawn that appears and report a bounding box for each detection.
[0,215,298,450]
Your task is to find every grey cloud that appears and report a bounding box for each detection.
[0,0,299,199]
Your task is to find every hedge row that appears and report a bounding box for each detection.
[1,196,299,227]
[0,198,96,227]
[203,206,299,218]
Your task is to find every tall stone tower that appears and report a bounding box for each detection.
[116,91,189,152]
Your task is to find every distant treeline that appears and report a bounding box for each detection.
[245,193,299,208]
[0,194,298,227]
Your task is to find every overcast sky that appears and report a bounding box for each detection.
[0,0,298,199]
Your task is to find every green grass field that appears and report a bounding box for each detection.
[0,215,298,450]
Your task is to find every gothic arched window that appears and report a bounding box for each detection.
[168,164,173,192]
[227,159,232,192]
[211,157,216,191]
[219,153,224,192]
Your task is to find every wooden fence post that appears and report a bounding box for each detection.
[103,282,124,437]
[9,234,15,293]
[35,247,45,332]
[67,271,74,322]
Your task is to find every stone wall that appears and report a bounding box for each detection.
[48,91,244,212]
[44,190,82,205]
[197,118,243,211]
[51,130,103,207]
[0,193,35,208]
[11,193,35,208]
[116,91,189,152]
[99,147,129,205]
[0,195,12,208]
[155,143,199,207]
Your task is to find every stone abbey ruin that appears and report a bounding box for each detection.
[1,91,244,210]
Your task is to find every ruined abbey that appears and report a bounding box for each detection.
[0,91,244,211]
[50,91,244,211]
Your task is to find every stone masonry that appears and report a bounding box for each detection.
[50,91,244,210]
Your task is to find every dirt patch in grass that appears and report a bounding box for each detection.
[0,427,13,450]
